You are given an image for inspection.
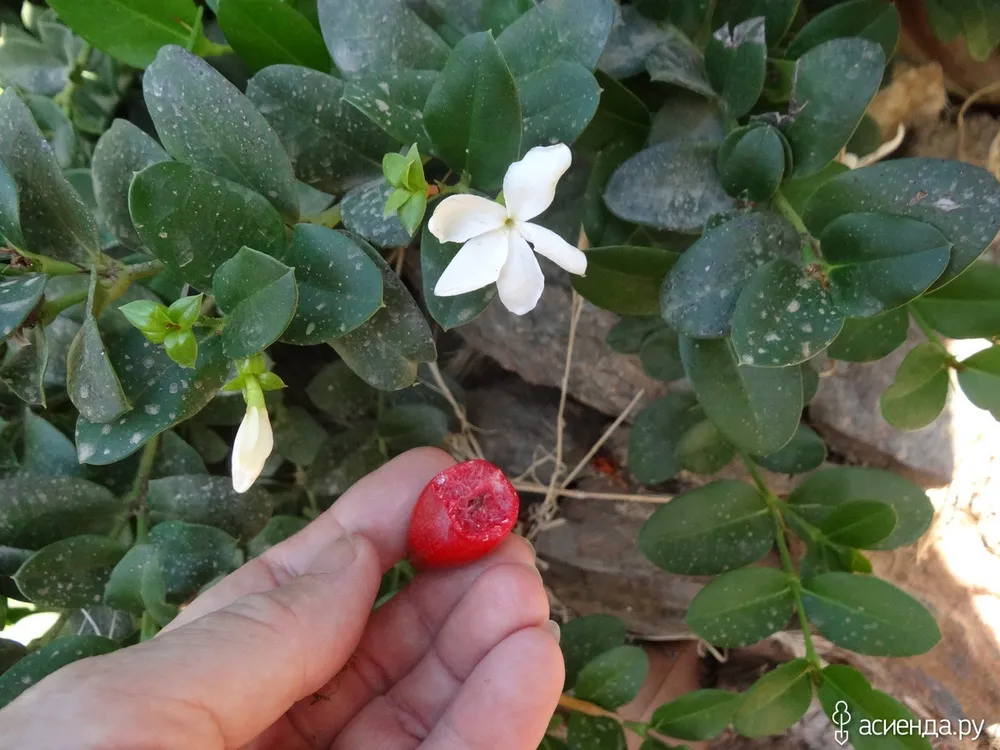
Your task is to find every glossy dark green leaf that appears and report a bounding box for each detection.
[0,275,45,343]
[0,477,124,549]
[480,0,534,34]
[732,659,814,738]
[752,424,826,474]
[803,159,1000,287]
[783,39,885,178]
[343,71,437,154]
[0,325,48,406]
[926,0,1000,60]
[0,31,66,96]
[423,32,521,192]
[819,499,896,548]
[0,635,117,710]
[148,475,273,539]
[143,46,299,220]
[212,248,297,358]
[705,17,766,118]
[246,65,397,195]
[786,0,900,60]
[341,178,412,247]
[377,404,450,453]
[606,316,662,354]
[149,521,242,601]
[307,426,384,498]
[579,71,650,151]
[779,162,849,217]
[318,0,450,75]
[712,0,797,44]
[20,410,84,478]
[638,480,773,575]
[717,124,784,201]
[560,613,627,689]
[638,328,685,382]
[685,567,795,647]
[879,342,950,431]
[661,213,799,337]
[306,360,377,422]
[103,543,154,615]
[912,261,1000,338]
[15,535,126,608]
[329,237,436,391]
[272,404,327,467]
[787,467,932,550]
[574,645,649,710]
[598,5,668,79]
[0,158,24,249]
[645,28,713,97]
[680,336,803,455]
[153,431,209,478]
[604,141,735,233]
[566,714,626,750]
[571,246,678,316]
[827,309,908,362]
[129,161,286,291]
[67,315,131,423]
[0,90,98,261]
[420,218,496,330]
[628,392,701,484]
[75,332,230,465]
[218,0,331,72]
[650,689,738,741]
[956,344,1000,419]
[802,573,941,656]
[821,213,951,317]
[519,61,600,152]
[248,516,309,557]
[676,418,735,474]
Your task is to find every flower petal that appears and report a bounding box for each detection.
[427,194,508,243]
[519,222,587,275]
[232,405,273,493]
[433,227,509,296]
[503,143,572,222]
[497,231,545,315]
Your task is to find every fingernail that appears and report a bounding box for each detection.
[544,619,561,644]
[308,534,359,574]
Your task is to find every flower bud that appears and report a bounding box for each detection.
[232,403,273,493]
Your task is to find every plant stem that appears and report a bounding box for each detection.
[302,205,341,228]
[95,260,165,317]
[39,289,88,324]
[910,307,962,368]
[53,43,92,114]
[772,190,809,236]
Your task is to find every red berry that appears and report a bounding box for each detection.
[407,459,520,569]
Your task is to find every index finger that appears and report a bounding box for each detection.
[163,447,455,632]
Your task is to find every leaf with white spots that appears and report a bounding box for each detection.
[248,516,309,557]
[732,659,814,738]
[731,259,844,367]
[0,324,48,406]
[566,714,626,750]
[420,216,497,330]
[628,392,702,485]
[14,535,127,608]
[147,475,274,539]
[0,274,46,343]
[75,331,230,466]
[574,645,649,710]
[343,71,438,154]
[518,61,601,152]
[0,477,125,549]
[685,567,795,647]
[638,480,774,575]
[560,613,627,690]
[66,315,132,423]
[0,635,117,710]
[20,410,86,478]
[149,521,242,601]
[827,308,908,362]
[341,178,413,247]
[879,342,950,431]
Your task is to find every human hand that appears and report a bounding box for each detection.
[0,448,564,749]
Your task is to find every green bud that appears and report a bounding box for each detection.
[257,371,287,391]
[398,191,427,236]
[167,294,203,329]
[236,353,267,376]
[164,329,198,369]
[384,186,412,218]
[119,300,171,343]
[382,152,409,188]
[403,153,427,193]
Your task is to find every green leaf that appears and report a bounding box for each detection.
[218,0,331,72]
[212,247,297,358]
[149,520,242,601]
[912,261,1000,338]
[44,0,198,68]
[0,158,25,249]
[378,404,450,452]
[0,275,45,343]
[786,0,900,60]
[705,17,766,118]
[129,161,286,291]
[67,315,131,423]
[0,635,117,710]
[495,0,614,79]
[574,645,649,710]
[607,316,662,355]
[802,572,941,656]
[343,72,437,154]
[519,61,600,152]
[732,659,814,738]
[248,515,309,557]
[163,329,198,369]
[102,543,151,615]
[650,689,738,741]
[420,215,497,330]
[148,475,273,539]
[712,0,798,44]
[685,567,795,647]
[0,90,99,261]
[956,344,1000,419]
[566,714,626,750]
[752,424,826,474]
[645,28,713,98]
[819,499,896,548]
[680,336,803,455]
[306,360,377,422]
[879,342,950,431]
[329,236,436,390]
[143,45,299,220]
[246,65,397,195]
[0,30,66,96]
[638,328,685,382]
[20,410,85,478]
[821,213,951,317]
[787,467,932,550]
[661,213,800,337]
[604,140,735,233]
[560,613,627,689]
[803,159,1000,287]
[153,430,208,478]
[717,125,785,202]
[676,418,735,474]
[75,332,230,465]
[827,309,908,362]
[817,665,933,750]
[571,246,678,316]
[15,535,126,608]
[307,426,384,498]
[783,39,885,178]
[424,32,521,192]
[0,477,125,548]
[91,120,169,251]
[628,392,701,484]
[272,404,327,466]
[0,325,48,405]
[341,178,413,247]
[638,480,773,575]
[597,5,664,79]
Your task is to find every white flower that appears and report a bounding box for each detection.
[429,144,587,315]
[232,404,273,493]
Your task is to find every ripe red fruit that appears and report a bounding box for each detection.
[407,459,520,569]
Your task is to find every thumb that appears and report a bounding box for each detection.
[9,533,382,749]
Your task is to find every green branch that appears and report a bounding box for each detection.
[39,289,88,324]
